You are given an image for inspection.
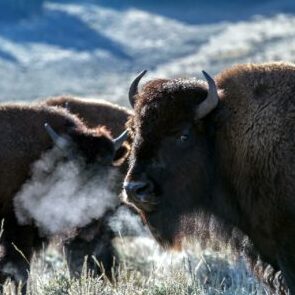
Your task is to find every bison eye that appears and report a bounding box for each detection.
[180,134,189,142]
[174,127,194,148]
[177,131,191,146]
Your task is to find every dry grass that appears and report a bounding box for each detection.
[2,236,267,295]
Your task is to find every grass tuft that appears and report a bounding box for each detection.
[2,237,267,295]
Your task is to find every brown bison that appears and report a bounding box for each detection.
[0,102,128,287]
[123,63,295,294]
[43,96,132,280]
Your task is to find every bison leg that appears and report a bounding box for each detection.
[64,236,118,280]
[64,219,118,281]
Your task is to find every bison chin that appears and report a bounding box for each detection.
[145,208,211,251]
[142,194,206,251]
[145,209,184,251]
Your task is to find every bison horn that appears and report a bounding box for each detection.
[44,123,71,151]
[195,71,219,119]
[129,70,147,108]
[113,130,128,151]
[64,101,70,111]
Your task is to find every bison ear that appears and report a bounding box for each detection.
[195,71,220,119]
[129,70,147,108]
[113,143,130,166]
[44,123,72,151]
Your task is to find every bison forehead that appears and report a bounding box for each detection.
[132,78,208,136]
[162,78,206,93]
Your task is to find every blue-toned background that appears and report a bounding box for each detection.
[0,0,294,104]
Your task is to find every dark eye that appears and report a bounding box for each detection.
[177,131,191,146]
[180,134,189,142]
[172,126,194,148]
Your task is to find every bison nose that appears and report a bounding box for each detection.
[123,180,154,204]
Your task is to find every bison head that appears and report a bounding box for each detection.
[123,71,222,249]
[44,122,128,166]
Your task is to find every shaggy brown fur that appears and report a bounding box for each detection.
[0,103,126,287]
[124,62,295,294]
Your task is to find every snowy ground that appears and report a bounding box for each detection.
[0,0,295,105]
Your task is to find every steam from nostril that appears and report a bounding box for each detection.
[13,147,119,236]
[108,206,149,237]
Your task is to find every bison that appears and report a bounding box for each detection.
[42,96,132,280]
[0,102,128,287]
[123,63,295,294]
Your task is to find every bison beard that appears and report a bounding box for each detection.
[124,64,295,294]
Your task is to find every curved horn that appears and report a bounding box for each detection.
[195,71,219,119]
[129,70,147,108]
[64,101,70,111]
[113,130,129,151]
[44,123,70,150]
